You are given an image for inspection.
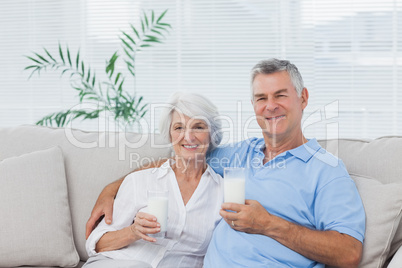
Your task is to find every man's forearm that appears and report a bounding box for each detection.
[106,177,124,196]
[266,215,362,268]
[221,201,362,267]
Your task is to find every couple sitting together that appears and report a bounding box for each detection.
[84,59,366,268]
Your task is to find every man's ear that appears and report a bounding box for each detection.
[301,88,309,110]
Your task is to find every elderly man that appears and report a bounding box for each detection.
[86,59,365,267]
[203,59,365,267]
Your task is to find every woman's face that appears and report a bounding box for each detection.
[170,111,210,161]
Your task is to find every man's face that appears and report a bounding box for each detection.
[252,71,308,139]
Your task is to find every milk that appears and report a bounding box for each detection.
[148,196,169,233]
[224,178,245,204]
[224,167,246,204]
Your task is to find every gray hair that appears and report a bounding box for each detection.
[159,92,222,152]
[250,58,304,98]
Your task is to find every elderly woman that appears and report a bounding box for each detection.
[84,92,223,268]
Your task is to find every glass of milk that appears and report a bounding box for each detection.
[147,190,169,238]
[223,167,246,204]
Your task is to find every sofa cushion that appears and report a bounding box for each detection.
[350,174,402,267]
[0,125,172,261]
[319,137,402,259]
[319,137,402,185]
[0,147,79,267]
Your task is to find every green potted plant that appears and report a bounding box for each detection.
[25,9,171,131]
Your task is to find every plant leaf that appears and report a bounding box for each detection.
[125,60,134,68]
[61,68,70,76]
[144,35,161,43]
[139,103,148,111]
[67,46,72,66]
[87,68,91,82]
[145,35,159,40]
[44,48,57,62]
[36,112,55,126]
[127,63,135,77]
[118,79,124,93]
[131,24,140,39]
[81,61,85,75]
[58,43,65,64]
[157,9,168,23]
[24,65,38,70]
[122,31,136,46]
[123,48,132,60]
[115,72,121,85]
[106,52,118,77]
[134,96,144,111]
[27,67,40,78]
[34,52,49,63]
[154,25,170,33]
[76,49,80,69]
[157,22,172,28]
[120,37,134,51]
[26,56,42,65]
[143,11,149,29]
[151,29,163,36]
[144,39,161,43]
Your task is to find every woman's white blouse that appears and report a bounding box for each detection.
[86,160,223,268]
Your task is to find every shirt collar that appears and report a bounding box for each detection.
[204,164,221,184]
[156,158,221,184]
[252,138,266,153]
[287,138,321,162]
[253,138,321,163]
[156,159,173,179]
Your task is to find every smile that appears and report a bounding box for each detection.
[183,145,198,149]
[266,115,285,121]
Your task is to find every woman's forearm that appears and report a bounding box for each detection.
[95,226,137,253]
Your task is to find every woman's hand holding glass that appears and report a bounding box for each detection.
[130,212,161,243]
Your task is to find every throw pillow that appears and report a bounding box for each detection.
[351,174,402,267]
[0,147,79,267]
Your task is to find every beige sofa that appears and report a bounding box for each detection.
[0,125,401,268]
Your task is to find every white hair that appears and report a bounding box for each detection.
[159,92,222,152]
[250,58,304,99]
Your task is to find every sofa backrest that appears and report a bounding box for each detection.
[318,137,402,185]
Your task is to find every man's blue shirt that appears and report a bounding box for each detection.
[204,137,365,268]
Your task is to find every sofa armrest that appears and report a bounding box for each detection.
[387,246,402,268]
